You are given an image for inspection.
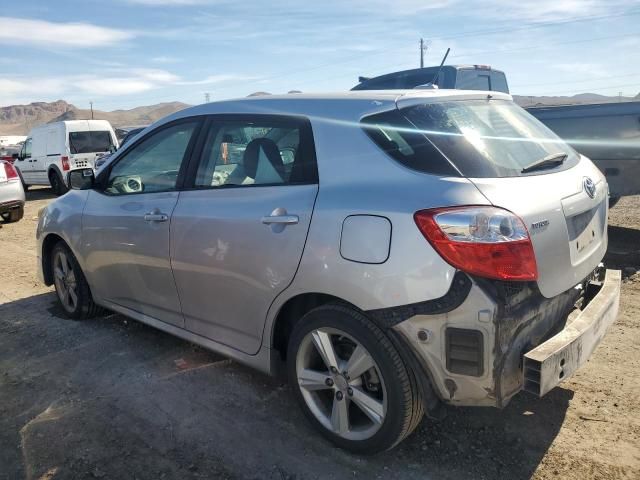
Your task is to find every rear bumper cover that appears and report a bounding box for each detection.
[523,269,621,396]
[391,267,621,408]
[0,199,24,214]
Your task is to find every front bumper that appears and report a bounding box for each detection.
[523,269,621,396]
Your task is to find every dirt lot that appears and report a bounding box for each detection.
[1,188,639,480]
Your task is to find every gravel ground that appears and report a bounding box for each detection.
[1,188,639,480]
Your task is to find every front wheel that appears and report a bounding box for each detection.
[287,304,424,454]
[51,242,101,319]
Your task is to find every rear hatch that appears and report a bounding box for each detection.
[393,94,608,297]
[68,129,116,169]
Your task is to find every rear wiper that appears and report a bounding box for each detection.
[521,153,568,173]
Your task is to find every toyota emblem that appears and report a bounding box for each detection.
[583,177,596,199]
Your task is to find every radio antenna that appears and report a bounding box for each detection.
[430,48,451,86]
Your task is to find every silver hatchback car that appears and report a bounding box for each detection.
[37,91,620,453]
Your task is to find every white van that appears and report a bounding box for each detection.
[16,120,118,195]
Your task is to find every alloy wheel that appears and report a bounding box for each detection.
[53,250,78,312]
[295,327,387,441]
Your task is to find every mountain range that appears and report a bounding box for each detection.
[1,92,638,136]
[0,100,190,135]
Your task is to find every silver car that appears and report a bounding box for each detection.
[0,160,25,223]
[36,91,621,453]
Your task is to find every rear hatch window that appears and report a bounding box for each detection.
[362,99,579,178]
[69,131,114,154]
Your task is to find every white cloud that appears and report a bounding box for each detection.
[0,17,134,48]
[0,69,258,106]
[177,74,262,86]
[133,69,181,83]
[75,78,156,96]
[477,0,635,21]
[151,56,181,64]
[553,62,608,77]
[353,0,456,13]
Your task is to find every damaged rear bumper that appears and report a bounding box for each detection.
[523,269,621,396]
[390,267,621,408]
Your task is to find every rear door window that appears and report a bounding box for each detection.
[192,116,318,188]
[69,131,114,154]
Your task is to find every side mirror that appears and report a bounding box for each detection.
[12,153,19,160]
[68,168,95,190]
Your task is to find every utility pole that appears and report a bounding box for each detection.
[420,38,431,68]
[204,92,210,103]
[618,92,623,102]
[89,101,94,119]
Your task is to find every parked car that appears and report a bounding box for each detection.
[36,91,620,453]
[352,64,509,93]
[15,120,118,195]
[0,160,25,223]
[0,146,20,164]
[527,101,640,204]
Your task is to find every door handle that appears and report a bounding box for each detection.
[261,215,299,225]
[144,211,169,222]
[261,208,299,233]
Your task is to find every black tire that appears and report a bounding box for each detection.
[17,170,29,191]
[51,242,102,320]
[49,170,68,196]
[287,303,424,454]
[1,206,24,223]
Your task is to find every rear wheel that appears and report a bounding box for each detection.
[51,242,101,319]
[287,304,423,453]
[1,207,24,223]
[49,170,68,196]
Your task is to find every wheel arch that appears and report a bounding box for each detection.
[270,292,359,362]
[269,291,445,418]
[41,233,66,286]
[48,164,64,182]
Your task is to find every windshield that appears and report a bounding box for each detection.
[363,99,579,178]
[69,131,114,154]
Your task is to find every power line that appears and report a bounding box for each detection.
[181,10,640,91]
[449,32,640,60]
[431,10,640,41]
[298,30,639,89]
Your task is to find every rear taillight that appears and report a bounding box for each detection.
[61,156,70,171]
[3,161,19,180]
[414,206,538,281]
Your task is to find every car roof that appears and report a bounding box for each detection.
[159,89,513,127]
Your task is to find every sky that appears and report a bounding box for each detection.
[0,0,639,110]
